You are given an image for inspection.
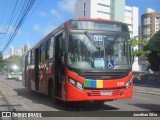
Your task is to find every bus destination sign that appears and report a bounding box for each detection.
[70,20,121,31]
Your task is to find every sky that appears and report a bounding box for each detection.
[0,0,160,55]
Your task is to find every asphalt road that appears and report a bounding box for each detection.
[0,74,160,120]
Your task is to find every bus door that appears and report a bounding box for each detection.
[24,54,28,87]
[35,48,39,91]
[55,33,65,97]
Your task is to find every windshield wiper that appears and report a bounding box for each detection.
[84,31,99,49]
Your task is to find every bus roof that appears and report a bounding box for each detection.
[78,18,120,23]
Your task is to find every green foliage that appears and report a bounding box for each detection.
[145,30,160,53]
[5,55,22,70]
[131,37,148,47]
[131,37,150,57]
[131,50,151,57]
[145,30,160,71]
[0,51,6,72]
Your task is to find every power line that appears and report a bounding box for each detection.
[0,0,38,52]
[3,0,37,52]
[0,0,18,48]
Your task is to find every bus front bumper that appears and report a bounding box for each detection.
[64,82,133,102]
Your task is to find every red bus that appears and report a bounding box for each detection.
[22,18,133,103]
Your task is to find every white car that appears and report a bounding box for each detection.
[16,72,22,81]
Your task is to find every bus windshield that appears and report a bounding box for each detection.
[67,33,130,70]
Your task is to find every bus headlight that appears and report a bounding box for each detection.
[69,78,84,91]
[125,78,133,89]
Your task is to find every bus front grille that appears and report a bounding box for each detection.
[88,89,122,96]
[82,72,127,79]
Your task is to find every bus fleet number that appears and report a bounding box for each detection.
[117,82,124,86]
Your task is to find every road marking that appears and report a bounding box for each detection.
[133,96,153,101]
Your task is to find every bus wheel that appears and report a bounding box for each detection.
[28,80,33,94]
[50,83,57,104]
[93,101,105,105]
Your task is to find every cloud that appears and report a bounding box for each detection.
[33,23,41,32]
[51,9,63,18]
[33,23,55,36]
[58,0,76,13]
[43,23,55,35]
[39,11,47,17]
[0,26,5,34]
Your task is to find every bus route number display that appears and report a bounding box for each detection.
[71,20,121,31]
[94,35,103,41]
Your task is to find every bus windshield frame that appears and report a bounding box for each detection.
[67,31,131,70]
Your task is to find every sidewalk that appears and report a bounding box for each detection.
[0,80,18,98]
[134,85,160,95]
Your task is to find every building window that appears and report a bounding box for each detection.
[97,3,110,7]
[97,10,110,15]
[83,3,85,9]
[125,10,132,13]
[84,10,85,17]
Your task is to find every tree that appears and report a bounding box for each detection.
[145,30,160,53]
[145,30,160,71]
[131,37,150,57]
[0,51,6,72]
[5,55,22,71]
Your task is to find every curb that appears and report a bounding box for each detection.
[133,89,160,95]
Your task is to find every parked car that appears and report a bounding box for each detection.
[7,72,18,79]
[16,72,22,81]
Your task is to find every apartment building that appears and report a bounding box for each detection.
[141,8,160,40]
[75,0,138,38]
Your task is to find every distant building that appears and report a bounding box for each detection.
[141,8,160,40]
[9,45,14,57]
[75,0,138,38]
[16,49,22,56]
[23,44,31,53]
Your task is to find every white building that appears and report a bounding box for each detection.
[75,0,141,71]
[9,45,14,57]
[125,6,138,38]
[75,0,138,38]
[16,49,22,56]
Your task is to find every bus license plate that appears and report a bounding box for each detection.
[101,91,112,96]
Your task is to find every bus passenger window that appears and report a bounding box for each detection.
[28,52,31,65]
[40,43,46,61]
[47,37,54,60]
[31,50,35,65]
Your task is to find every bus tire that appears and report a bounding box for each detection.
[93,101,105,105]
[28,80,33,94]
[50,82,57,104]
